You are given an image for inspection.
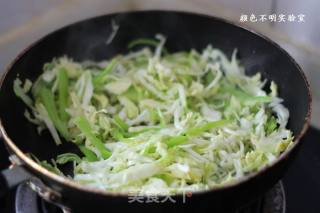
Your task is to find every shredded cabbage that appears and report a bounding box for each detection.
[15,36,293,195]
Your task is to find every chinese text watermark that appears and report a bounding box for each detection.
[128,191,193,204]
[239,14,305,23]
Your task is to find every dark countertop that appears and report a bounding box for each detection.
[283,126,320,213]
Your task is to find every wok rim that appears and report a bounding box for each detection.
[0,9,312,198]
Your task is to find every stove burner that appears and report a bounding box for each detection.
[15,183,62,213]
[15,182,285,213]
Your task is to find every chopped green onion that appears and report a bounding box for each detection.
[157,109,166,127]
[113,115,129,131]
[93,59,117,87]
[110,128,125,141]
[265,116,278,135]
[186,120,230,136]
[57,68,69,121]
[79,145,98,162]
[126,127,161,138]
[56,153,81,164]
[39,160,62,175]
[39,86,69,139]
[74,116,111,159]
[224,86,272,103]
[164,135,188,148]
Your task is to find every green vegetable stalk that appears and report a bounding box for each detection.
[186,120,230,136]
[57,68,69,122]
[93,59,117,87]
[74,116,112,159]
[79,145,99,162]
[39,86,69,139]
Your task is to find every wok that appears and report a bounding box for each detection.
[0,10,311,212]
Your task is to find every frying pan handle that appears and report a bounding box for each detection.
[0,133,32,198]
[28,178,72,213]
[0,166,31,198]
[0,138,69,211]
[0,166,70,212]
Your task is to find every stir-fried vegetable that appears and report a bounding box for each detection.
[14,35,293,195]
[39,85,69,140]
[57,68,69,122]
[74,116,112,159]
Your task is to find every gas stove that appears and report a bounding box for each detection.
[1,127,320,213]
[1,182,287,213]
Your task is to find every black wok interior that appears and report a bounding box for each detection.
[0,11,310,177]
